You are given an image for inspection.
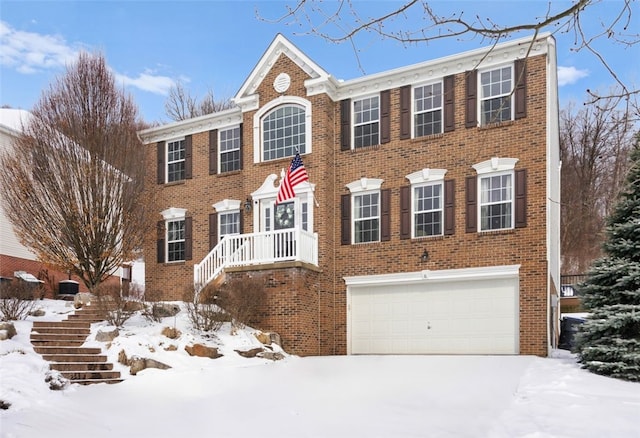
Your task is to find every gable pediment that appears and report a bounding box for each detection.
[233,34,336,110]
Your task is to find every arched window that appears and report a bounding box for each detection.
[262,105,306,161]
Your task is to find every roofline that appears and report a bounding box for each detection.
[140,32,553,141]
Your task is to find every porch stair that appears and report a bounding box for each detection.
[31,306,123,385]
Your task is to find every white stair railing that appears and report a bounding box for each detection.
[194,228,318,291]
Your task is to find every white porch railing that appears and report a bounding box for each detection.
[194,228,318,290]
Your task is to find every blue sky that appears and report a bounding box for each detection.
[1,1,638,123]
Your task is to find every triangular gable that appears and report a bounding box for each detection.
[234,34,331,104]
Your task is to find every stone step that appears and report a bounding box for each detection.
[33,321,90,329]
[34,346,102,355]
[31,327,91,335]
[50,362,114,372]
[73,378,123,385]
[60,370,121,381]
[31,339,85,347]
[31,333,89,342]
[42,354,108,363]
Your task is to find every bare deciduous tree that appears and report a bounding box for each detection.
[560,97,636,273]
[262,0,638,109]
[0,52,149,292]
[164,82,233,121]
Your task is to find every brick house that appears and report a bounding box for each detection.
[140,33,561,357]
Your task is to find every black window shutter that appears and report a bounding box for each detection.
[341,194,351,245]
[443,75,455,133]
[238,123,244,170]
[157,141,165,184]
[400,186,411,239]
[340,99,351,151]
[209,130,218,175]
[399,85,411,140]
[184,216,193,260]
[156,220,165,263]
[444,179,455,235]
[465,176,477,233]
[380,90,391,144]
[515,169,527,228]
[184,135,193,179]
[514,59,527,120]
[465,70,477,128]
[209,213,218,250]
[381,189,391,241]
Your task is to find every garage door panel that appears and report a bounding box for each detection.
[349,277,518,355]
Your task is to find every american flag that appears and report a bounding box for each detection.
[276,153,309,204]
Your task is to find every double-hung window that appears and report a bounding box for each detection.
[414,82,442,137]
[414,182,443,237]
[353,96,379,148]
[479,173,513,231]
[262,105,306,161]
[219,211,240,238]
[219,127,241,173]
[167,139,185,182]
[353,192,380,243]
[480,66,513,125]
[166,219,185,262]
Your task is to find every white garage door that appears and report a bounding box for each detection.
[349,277,519,355]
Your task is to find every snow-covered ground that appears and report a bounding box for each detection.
[1,299,638,438]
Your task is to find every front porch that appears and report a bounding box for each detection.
[193,228,318,290]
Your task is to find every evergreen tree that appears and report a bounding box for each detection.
[575,133,640,381]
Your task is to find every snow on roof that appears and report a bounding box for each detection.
[0,108,33,134]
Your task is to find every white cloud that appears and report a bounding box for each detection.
[557,65,589,86]
[115,71,176,96]
[0,20,78,73]
[1,20,178,96]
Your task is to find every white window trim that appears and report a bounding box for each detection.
[478,64,514,125]
[352,94,380,149]
[346,178,384,244]
[160,208,187,263]
[252,96,312,163]
[166,138,186,183]
[412,80,443,138]
[473,158,518,232]
[212,199,241,213]
[161,207,187,221]
[406,168,447,238]
[218,125,241,173]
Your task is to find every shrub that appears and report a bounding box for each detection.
[94,283,135,327]
[141,288,180,323]
[0,281,40,321]
[183,285,228,332]
[217,275,266,332]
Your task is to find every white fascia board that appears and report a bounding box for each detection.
[235,34,331,102]
[138,107,243,144]
[344,264,521,286]
[333,33,551,102]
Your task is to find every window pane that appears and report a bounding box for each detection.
[167,219,185,262]
[480,174,513,231]
[414,183,443,237]
[480,66,513,125]
[353,96,380,148]
[354,192,380,243]
[262,105,306,161]
[167,140,185,182]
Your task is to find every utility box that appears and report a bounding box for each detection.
[58,280,79,295]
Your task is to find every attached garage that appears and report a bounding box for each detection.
[346,265,520,355]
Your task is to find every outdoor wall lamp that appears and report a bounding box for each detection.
[421,249,429,262]
[244,197,253,213]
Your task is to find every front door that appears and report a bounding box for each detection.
[258,200,296,259]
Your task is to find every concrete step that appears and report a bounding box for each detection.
[42,354,108,363]
[50,362,114,372]
[34,346,102,355]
